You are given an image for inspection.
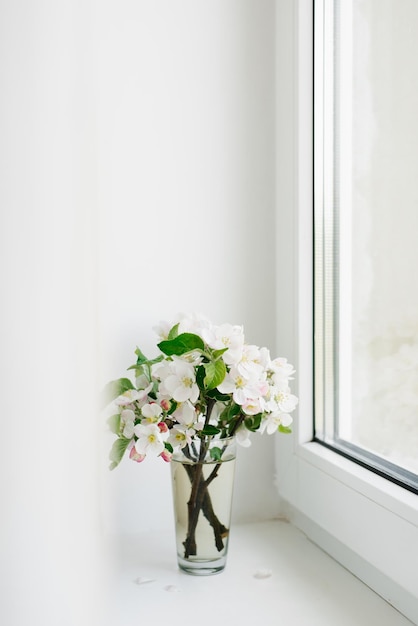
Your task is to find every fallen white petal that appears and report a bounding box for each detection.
[253,568,272,579]
[164,584,181,592]
[133,577,155,585]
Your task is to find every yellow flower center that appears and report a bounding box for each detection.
[182,376,194,388]
[235,376,245,389]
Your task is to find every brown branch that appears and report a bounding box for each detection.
[181,404,238,559]
[183,464,229,553]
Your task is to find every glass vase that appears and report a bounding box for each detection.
[170,436,236,575]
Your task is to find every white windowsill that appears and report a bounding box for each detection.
[298,442,418,525]
[105,520,412,625]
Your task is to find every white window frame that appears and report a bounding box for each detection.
[274,2,418,623]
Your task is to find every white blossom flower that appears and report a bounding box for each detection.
[141,403,163,423]
[172,401,198,428]
[202,323,244,365]
[167,425,194,449]
[135,374,153,393]
[160,357,199,403]
[269,357,296,383]
[177,312,212,336]
[120,409,135,438]
[235,425,252,447]
[152,360,173,387]
[155,313,212,340]
[115,389,143,406]
[258,347,272,369]
[237,344,264,377]
[266,388,299,414]
[260,412,293,435]
[134,423,164,456]
[153,320,172,341]
[217,366,263,405]
[242,398,263,416]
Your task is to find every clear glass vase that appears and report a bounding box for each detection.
[170,436,236,575]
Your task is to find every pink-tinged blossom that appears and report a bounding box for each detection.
[158,421,168,433]
[160,398,171,411]
[130,447,146,463]
[258,379,270,397]
[242,398,263,416]
[160,449,172,463]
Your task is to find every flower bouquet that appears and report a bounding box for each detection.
[103,313,298,574]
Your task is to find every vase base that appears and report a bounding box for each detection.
[177,555,227,576]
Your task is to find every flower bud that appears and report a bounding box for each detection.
[160,399,171,411]
[129,447,146,463]
[160,449,172,463]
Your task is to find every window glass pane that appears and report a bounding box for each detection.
[314,0,418,486]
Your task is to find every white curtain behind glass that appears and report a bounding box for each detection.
[350,0,418,472]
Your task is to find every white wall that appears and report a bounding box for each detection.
[1,1,283,624]
[0,2,103,625]
[97,0,280,534]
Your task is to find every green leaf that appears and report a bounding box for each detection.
[109,437,131,469]
[164,441,174,453]
[128,354,164,371]
[244,413,263,432]
[157,333,205,356]
[206,388,231,402]
[135,347,149,364]
[167,401,177,415]
[101,377,134,407]
[196,365,206,390]
[220,402,241,422]
[201,425,221,436]
[209,446,222,461]
[211,348,229,359]
[167,323,180,340]
[127,363,145,373]
[204,359,226,390]
[278,424,292,434]
[107,413,121,434]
